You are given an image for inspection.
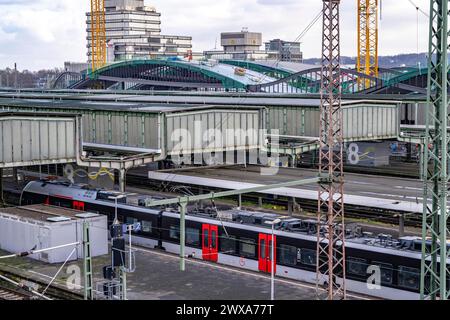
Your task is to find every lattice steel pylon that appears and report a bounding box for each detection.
[420,0,450,301]
[356,0,378,86]
[82,220,93,300]
[316,0,346,300]
[90,0,107,72]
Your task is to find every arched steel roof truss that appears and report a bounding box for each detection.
[71,60,248,91]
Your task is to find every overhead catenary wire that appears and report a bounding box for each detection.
[0,199,410,297]
[293,10,323,44]
[31,221,407,283]
[243,8,323,87]
[0,273,52,300]
[0,258,105,298]
[265,8,323,69]
[0,242,81,298]
[404,0,428,67]
[0,242,80,260]
[416,4,419,67]
[406,0,429,18]
[40,247,77,296]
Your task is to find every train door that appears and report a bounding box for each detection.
[258,233,276,273]
[202,224,218,262]
[73,201,85,211]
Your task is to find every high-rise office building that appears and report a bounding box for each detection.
[204,30,268,60]
[86,0,192,63]
[265,39,303,62]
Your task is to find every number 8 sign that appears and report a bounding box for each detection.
[347,143,360,165]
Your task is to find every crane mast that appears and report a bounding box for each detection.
[90,0,107,72]
[357,0,378,80]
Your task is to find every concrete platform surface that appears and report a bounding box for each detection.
[0,247,367,300]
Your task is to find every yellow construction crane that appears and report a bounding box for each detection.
[357,0,378,80]
[90,0,107,72]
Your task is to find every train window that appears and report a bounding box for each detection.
[260,239,266,259]
[347,257,368,276]
[55,200,71,209]
[62,202,73,209]
[279,244,297,266]
[220,236,237,255]
[373,261,393,285]
[126,217,138,225]
[299,248,316,266]
[398,266,420,290]
[141,221,152,233]
[169,225,180,240]
[239,238,256,258]
[211,230,217,248]
[203,229,209,247]
[268,240,273,260]
[186,228,200,246]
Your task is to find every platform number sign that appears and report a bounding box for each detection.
[367,265,381,290]
[347,143,360,165]
[133,222,141,232]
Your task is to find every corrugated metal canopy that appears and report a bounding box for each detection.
[0,111,80,168]
[0,91,400,108]
[0,97,263,114]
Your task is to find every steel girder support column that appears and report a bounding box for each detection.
[316,0,346,300]
[0,168,3,204]
[421,0,450,301]
[118,168,126,193]
[179,201,187,272]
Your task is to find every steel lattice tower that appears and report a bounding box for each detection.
[90,0,107,72]
[357,0,378,81]
[316,0,346,300]
[420,0,450,301]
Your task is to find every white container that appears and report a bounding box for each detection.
[0,206,108,264]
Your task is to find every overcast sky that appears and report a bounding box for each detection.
[0,0,430,71]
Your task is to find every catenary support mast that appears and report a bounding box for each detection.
[420,0,450,301]
[316,0,346,300]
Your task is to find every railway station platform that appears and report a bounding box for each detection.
[134,165,424,214]
[0,246,369,300]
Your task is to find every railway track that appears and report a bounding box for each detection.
[297,156,421,179]
[2,165,423,228]
[125,172,423,228]
[0,269,84,300]
[0,286,31,300]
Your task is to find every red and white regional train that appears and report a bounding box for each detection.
[19,179,450,300]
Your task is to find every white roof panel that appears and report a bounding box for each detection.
[147,172,423,214]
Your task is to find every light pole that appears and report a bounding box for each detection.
[108,194,127,300]
[265,218,281,301]
[109,194,126,225]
